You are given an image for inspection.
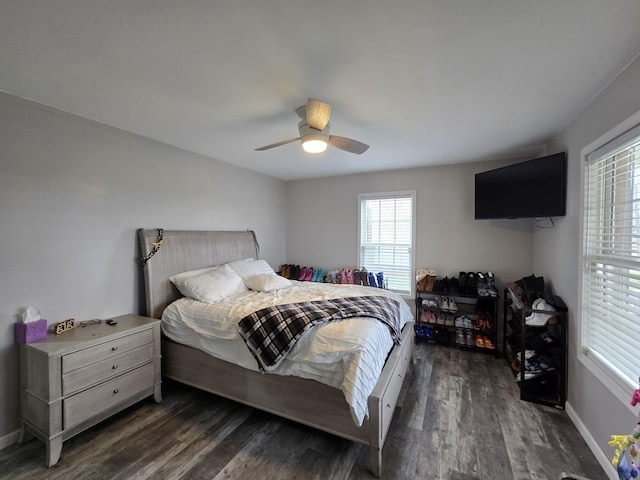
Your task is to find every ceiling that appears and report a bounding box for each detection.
[2,1,640,181]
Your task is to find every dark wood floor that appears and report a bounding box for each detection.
[0,342,607,480]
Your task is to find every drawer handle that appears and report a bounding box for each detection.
[112,346,118,351]
[113,389,119,394]
[112,364,118,370]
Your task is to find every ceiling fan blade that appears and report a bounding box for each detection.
[255,137,300,151]
[306,98,331,131]
[328,135,369,154]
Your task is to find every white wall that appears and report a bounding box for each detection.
[535,54,640,474]
[0,93,287,441]
[286,162,536,298]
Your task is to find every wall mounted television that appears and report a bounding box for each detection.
[474,152,567,219]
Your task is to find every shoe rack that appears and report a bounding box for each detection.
[503,288,567,409]
[415,290,500,358]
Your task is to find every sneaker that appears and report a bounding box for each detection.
[448,298,458,312]
[476,273,489,296]
[486,272,497,297]
[465,330,474,347]
[424,299,438,308]
[420,310,430,323]
[454,315,465,328]
[436,313,445,325]
[441,297,450,311]
[445,314,455,327]
[464,315,474,330]
[456,329,465,345]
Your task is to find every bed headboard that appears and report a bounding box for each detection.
[137,229,259,319]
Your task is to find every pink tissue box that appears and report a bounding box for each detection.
[15,319,48,343]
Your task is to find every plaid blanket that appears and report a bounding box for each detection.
[238,295,402,371]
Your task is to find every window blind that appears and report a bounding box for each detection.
[583,125,640,386]
[359,192,414,295]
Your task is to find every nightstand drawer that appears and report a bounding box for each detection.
[62,344,153,395]
[62,329,153,373]
[63,363,155,429]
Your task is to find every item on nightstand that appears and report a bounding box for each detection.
[54,318,76,334]
[15,307,48,343]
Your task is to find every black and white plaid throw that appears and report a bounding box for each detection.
[238,295,402,371]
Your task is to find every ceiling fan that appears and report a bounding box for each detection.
[255,98,369,155]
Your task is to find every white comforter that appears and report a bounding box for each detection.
[161,281,413,426]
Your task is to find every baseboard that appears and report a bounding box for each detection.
[0,429,20,451]
[565,401,617,480]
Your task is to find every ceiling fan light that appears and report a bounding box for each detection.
[302,139,328,154]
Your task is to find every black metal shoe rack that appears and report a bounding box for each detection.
[503,288,567,409]
[415,290,500,359]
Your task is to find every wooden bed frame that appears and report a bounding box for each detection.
[137,229,414,476]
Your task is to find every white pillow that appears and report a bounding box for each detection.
[169,264,248,303]
[226,258,275,281]
[245,273,292,293]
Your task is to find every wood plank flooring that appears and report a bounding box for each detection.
[0,342,608,480]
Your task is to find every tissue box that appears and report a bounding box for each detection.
[15,319,48,343]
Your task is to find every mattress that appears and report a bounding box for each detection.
[161,280,414,425]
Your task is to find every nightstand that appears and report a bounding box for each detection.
[18,314,162,466]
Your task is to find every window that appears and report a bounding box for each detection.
[358,191,415,296]
[582,123,640,390]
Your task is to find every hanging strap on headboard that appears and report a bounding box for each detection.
[140,228,164,265]
[249,229,260,257]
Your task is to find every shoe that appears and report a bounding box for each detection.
[464,316,474,330]
[441,277,450,294]
[441,297,450,311]
[279,264,288,278]
[448,277,459,295]
[456,329,465,345]
[352,269,361,285]
[428,311,437,324]
[436,313,445,325]
[448,298,458,312]
[454,315,464,328]
[444,314,454,327]
[465,330,474,347]
[306,267,315,281]
[416,269,428,292]
[458,272,468,294]
[376,272,385,289]
[486,272,497,296]
[475,334,485,348]
[483,336,495,349]
[339,268,348,284]
[425,270,437,292]
[361,268,369,286]
[476,272,489,296]
[368,272,377,288]
[467,272,477,295]
[420,310,429,323]
[292,265,301,280]
[325,269,336,283]
[522,274,538,303]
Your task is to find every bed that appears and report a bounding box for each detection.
[137,229,414,476]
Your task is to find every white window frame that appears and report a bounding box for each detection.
[579,110,640,407]
[357,190,416,297]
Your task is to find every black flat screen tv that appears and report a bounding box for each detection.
[474,152,567,219]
